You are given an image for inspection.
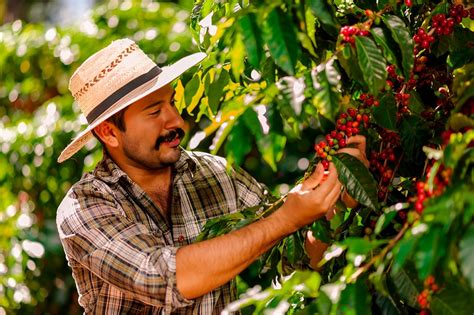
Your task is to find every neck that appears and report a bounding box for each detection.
[108,152,173,191]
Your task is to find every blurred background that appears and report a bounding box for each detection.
[0,0,313,313]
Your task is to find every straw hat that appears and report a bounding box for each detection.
[57,38,206,163]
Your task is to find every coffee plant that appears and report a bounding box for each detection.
[178,0,474,313]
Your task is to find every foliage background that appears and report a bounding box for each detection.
[1,0,473,314]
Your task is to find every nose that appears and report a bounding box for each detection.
[163,102,185,130]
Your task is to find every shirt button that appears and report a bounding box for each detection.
[178,235,185,242]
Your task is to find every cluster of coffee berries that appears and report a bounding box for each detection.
[417,275,440,314]
[414,5,474,53]
[369,129,400,200]
[413,28,435,50]
[340,25,370,45]
[385,64,412,92]
[359,93,380,108]
[315,108,373,169]
[412,163,452,214]
[395,92,411,114]
[404,0,412,7]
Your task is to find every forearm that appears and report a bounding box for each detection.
[176,210,294,299]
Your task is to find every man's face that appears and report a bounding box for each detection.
[116,84,185,169]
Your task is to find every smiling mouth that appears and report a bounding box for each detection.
[155,128,185,149]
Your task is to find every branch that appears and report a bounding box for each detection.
[348,221,410,282]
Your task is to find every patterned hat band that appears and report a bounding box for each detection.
[85,66,162,124]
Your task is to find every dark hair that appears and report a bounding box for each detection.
[91,108,127,145]
[106,109,127,132]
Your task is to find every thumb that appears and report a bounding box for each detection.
[302,163,325,191]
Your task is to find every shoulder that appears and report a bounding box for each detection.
[56,173,122,238]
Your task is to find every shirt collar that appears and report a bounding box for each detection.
[93,147,197,184]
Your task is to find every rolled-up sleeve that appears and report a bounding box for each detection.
[57,182,193,311]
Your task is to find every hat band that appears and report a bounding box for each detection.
[86,66,162,124]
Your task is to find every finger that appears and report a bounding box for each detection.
[315,163,339,195]
[338,147,369,167]
[325,207,337,220]
[346,135,366,153]
[338,147,362,157]
[302,163,324,191]
[324,180,343,207]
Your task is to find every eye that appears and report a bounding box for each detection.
[150,109,161,116]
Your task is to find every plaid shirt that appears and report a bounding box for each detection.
[57,149,266,314]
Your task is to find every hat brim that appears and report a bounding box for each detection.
[57,52,206,163]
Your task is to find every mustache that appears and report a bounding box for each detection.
[154,128,185,149]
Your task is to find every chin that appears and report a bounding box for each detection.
[160,147,182,165]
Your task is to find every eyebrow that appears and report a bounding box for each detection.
[143,91,176,111]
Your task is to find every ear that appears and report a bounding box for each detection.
[93,121,121,148]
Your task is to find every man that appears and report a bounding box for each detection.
[56,39,367,314]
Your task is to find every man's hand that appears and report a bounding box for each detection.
[338,135,369,167]
[277,163,342,233]
[338,135,369,208]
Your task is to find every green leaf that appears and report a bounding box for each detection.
[452,148,474,182]
[341,237,387,258]
[447,113,474,132]
[337,45,365,85]
[257,132,287,171]
[423,183,474,225]
[383,15,414,79]
[311,218,333,244]
[448,26,474,69]
[374,294,401,315]
[390,264,422,309]
[337,280,372,315]
[431,279,474,315]
[400,115,431,160]
[374,203,410,235]
[285,233,305,266]
[238,13,264,69]
[372,93,397,131]
[431,33,451,58]
[230,32,245,79]
[414,225,447,280]
[262,8,300,75]
[225,120,253,166]
[459,224,474,289]
[308,0,339,37]
[443,130,474,168]
[408,90,426,115]
[312,59,341,122]
[370,27,400,68]
[392,233,419,272]
[355,36,388,96]
[184,73,203,113]
[207,69,230,113]
[242,107,264,137]
[452,63,474,111]
[332,153,379,210]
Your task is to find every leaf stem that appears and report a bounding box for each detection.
[348,221,409,282]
